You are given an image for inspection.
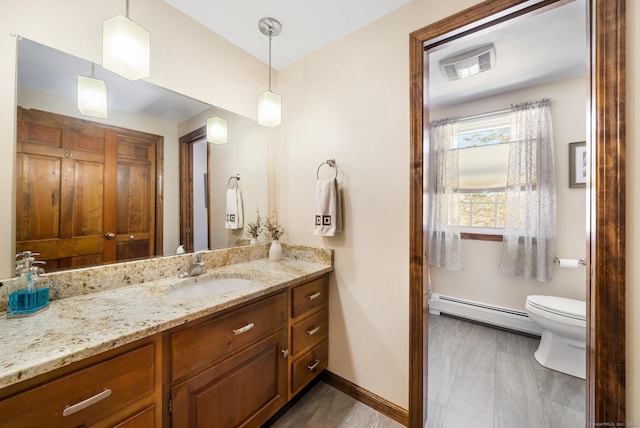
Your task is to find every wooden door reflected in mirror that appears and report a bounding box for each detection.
[16,107,163,271]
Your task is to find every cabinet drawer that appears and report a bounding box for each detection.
[291,307,328,356]
[291,339,328,394]
[113,405,155,428]
[291,276,328,318]
[171,292,287,381]
[0,344,155,428]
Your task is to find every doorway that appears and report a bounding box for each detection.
[179,126,211,252]
[408,0,626,426]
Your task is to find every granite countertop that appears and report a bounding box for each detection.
[0,256,332,390]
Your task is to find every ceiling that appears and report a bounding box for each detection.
[162,0,413,70]
[17,0,587,120]
[428,0,587,108]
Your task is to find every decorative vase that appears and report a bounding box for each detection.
[250,237,259,245]
[269,240,282,261]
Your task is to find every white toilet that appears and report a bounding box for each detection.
[525,295,586,379]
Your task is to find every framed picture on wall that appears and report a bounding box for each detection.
[569,141,587,188]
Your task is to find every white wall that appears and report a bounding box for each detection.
[429,76,587,310]
[192,140,209,252]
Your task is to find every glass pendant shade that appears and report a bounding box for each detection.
[207,116,228,144]
[103,14,150,81]
[257,90,281,128]
[77,75,108,119]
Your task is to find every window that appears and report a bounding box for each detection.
[452,111,511,233]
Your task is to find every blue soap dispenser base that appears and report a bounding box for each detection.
[6,251,50,318]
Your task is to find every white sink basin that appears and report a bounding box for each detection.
[166,277,262,298]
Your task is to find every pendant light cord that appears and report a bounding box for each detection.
[125,0,130,18]
[268,31,272,91]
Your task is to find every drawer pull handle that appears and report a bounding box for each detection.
[307,359,321,371]
[233,322,255,335]
[306,325,321,336]
[307,292,321,300]
[63,389,112,417]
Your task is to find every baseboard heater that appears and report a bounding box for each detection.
[429,293,542,336]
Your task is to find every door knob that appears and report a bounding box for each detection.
[104,232,116,240]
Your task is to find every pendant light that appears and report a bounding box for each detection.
[103,0,150,81]
[207,116,228,144]
[257,17,282,128]
[77,63,108,119]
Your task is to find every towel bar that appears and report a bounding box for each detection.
[316,159,338,179]
[228,174,240,188]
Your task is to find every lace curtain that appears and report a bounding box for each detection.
[427,118,463,270]
[498,99,556,282]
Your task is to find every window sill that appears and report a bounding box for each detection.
[460,232,503,242]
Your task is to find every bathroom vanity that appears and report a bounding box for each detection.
[0,245,332,427]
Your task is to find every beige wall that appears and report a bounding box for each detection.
[276,0,481,409]
[1,0,638,419]
[429,76,587,310]
[277,0,639,417]
[0,0,269,277]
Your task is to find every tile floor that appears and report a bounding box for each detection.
[267,314,585,428]
[269,381,404,428]
[427,314,585,427]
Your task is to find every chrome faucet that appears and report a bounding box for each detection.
[179,252,206,278]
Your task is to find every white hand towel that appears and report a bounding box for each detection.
[225,188,244,229]
[313,178,342,236]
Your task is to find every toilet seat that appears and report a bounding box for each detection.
[526,295,585,321]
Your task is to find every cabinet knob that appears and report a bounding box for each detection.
[104,232,116,240]
[281,349,289,358]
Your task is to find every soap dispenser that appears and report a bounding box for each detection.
[7,251,50,318]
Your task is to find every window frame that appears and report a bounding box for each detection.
[449,110,512,239]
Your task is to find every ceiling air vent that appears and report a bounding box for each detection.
[440,44,496,81]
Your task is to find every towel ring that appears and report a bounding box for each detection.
[316,159,338,179]
[228,174,240,189]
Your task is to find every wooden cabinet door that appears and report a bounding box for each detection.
[16,108,159,270]
[171,330,288,428]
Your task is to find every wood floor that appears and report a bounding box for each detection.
[267,314,584,428]
[428,313,585,427]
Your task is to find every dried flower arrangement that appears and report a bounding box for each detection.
[245,208,263,239]
[263,210,285,241]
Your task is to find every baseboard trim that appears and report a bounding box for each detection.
[321,371,409,427]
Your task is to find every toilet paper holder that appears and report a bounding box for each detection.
[553,257,586,266]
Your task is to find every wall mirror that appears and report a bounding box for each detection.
[12,38,268,272]
[410,0,626,426]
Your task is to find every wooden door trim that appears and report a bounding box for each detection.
[154,134,164,257]
[408,0,625,426]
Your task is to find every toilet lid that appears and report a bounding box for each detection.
[526,295,586,321]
